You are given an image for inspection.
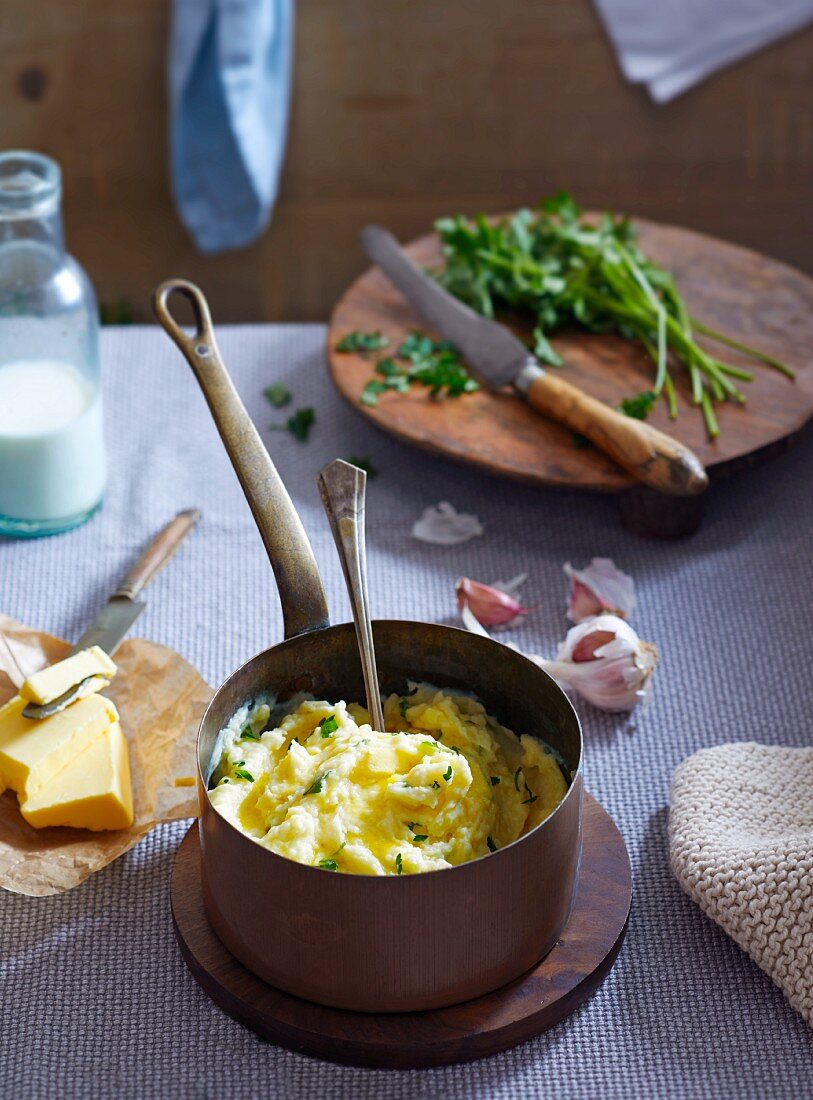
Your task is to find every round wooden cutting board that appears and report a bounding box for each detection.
[328,218,813,494]
[171,794,631,1069]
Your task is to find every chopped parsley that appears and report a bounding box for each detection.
[443,765,453,783]
[490,776,500,786]
[220,778,230,784]
[432,780,440,789]
[448,745,461,755]
[617,390,657,421]
[357,331,478,407]
[420,740,438,752]
[513,767,522,791]
[361,375,409,406]
[263,383,292,408]
[521,782,538,806]
[239,726,260,741]
[399,699,409,718]
[412,835,428,843]
[407,822,427,842]
[395,853,403,875]
[318,843,346,871]
[375,357,404,378]
[234,768,255,782]
[305,772,328,795]
[319,714,339,738]
[279,407,315,442]
[346,456,378,479]
[335,330,390,354]
[486,836,498,853]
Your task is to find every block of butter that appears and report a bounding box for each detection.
[20,646,117,706]
[0,692,133,831]
[21,720,133,831]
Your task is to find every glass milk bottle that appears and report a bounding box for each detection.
[0,151,105,537]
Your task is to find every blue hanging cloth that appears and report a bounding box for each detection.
[169,0,294,254]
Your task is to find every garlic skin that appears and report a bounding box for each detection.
[533,613,657,712]
[456,577,529,630]
[412,502,483,545]
[564,558,635,623]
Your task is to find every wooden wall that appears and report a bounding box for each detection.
[3,0,813,321]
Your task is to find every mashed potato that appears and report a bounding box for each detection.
[208,683,568,876]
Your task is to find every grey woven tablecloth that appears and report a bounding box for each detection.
[1,326,811,1099]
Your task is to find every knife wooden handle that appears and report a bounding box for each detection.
[113,509,201,600]
[523,371,709,496]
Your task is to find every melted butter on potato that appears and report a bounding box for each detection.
[209,684,568,876]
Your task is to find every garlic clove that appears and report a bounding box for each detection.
[564,558,635,623]
[456,577,529,629]
[537,613,658,712]
[458,600,491,637]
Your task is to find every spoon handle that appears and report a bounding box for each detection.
[317,460,385,732]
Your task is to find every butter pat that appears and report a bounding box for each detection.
[0,693,120,798]
[21,720,133,831]
[20,646,117,705]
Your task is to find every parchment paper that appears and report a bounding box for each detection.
[0,614,213,896]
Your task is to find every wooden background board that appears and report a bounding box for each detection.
[171,794,632,1069]
[327,219,813,492]
[2,1,813,322]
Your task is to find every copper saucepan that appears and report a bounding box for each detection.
[152,279,584,1013]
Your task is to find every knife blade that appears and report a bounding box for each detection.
[359,225,708,497]
[22,508,200,719]
[360,225,532,391]
[69,596,147,657]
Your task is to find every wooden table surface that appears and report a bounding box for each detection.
[3,0,813,322]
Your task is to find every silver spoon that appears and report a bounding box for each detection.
[316,459,385,731]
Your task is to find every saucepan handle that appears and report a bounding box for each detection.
[152,278,330,639]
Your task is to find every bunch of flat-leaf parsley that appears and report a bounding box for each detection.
[433,192,793,438]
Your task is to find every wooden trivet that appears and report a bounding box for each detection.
[170,793,631,1068]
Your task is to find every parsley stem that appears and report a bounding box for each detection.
[662,372,678,419]
[712,361,754,382]
[700,389,720,438]
[691,320,795,379]
[688,362,703,405]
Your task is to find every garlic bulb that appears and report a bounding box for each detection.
[456,577,529,629]
[533,613,657,712]
[564,558,635,623]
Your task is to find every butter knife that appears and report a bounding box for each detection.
[22,508,200,719]
[359,225,708,497]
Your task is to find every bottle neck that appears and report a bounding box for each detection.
[0,207,64,255]
[0,152,65,257]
